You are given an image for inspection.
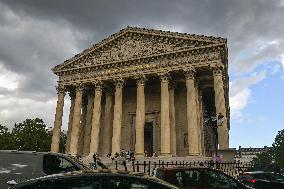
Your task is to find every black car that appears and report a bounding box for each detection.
[238,171,284,189]
[0,151,91,189]
[8,171,179,189]
[154,166,250,189]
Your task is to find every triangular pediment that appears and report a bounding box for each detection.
[53,27,226,73]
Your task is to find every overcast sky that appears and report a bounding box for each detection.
[0,0,283,148]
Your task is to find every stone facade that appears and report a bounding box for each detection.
[235,146,272,163]
[50,26,230,157]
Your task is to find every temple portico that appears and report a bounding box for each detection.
[50,27,230,157]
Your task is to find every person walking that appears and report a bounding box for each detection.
[92,153,97,170]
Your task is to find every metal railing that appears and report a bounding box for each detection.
[113,160,254,178]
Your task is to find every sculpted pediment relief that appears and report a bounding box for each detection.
[92,35,206,64]
[54,30,218,72]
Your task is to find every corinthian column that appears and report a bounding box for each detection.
[101,90,113,155]
[212,63,229,149]
[82,92,95,155]
[169,82,176,156]
[65,91,75,154]
[159,73,171,156]
[89,81,103,155]
[135,75,146,156]
[111,79,124,154]
[184,67,200,156]
[51,85,65,153]
[69,85,84,156]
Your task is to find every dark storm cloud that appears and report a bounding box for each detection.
[0,0,284,127]
[2,0,284,73]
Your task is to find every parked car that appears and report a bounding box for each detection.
[8,171,180,189]
[0,150,91,189]
[154,166,250,189]
[238,171,284,189]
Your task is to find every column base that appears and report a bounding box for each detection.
[70,154,78,157]
[187,153,201,157]
[159,153,173,157]
[135,153,144,158]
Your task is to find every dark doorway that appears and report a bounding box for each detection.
[144,122,153,157]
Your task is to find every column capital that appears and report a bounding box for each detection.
[183,66,196,80]
[94,80,103,91]
[74,83,85,92]
[135,74,147,86]
[169,81,176,90]
[56,84,66,94]
[68,90,75,100]
[114,78,125,89]
[210,62,224,76]
[158,72,170,83]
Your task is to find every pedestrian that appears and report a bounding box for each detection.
[115,152,119,158]
[107,153,111,158]
[144,150,148,157]
[92,153,97,170]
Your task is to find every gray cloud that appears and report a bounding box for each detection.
[0,0,284,127]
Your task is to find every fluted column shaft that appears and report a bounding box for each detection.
[51,86,65,153]
[82,93,95,155]
[135,77,146,156]
[69,86,84,156]
[185,68,200,156]
[111,79,124,154]
[89,83,103,154]
[159,74,171,155]
[65,92,75,154]
[169,83,176,156]
[212,65,229,149]
[101,91,113,155]
[77,99,87,155]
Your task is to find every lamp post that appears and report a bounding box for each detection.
[204,112,224,160]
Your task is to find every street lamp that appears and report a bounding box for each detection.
[204,112,224,160]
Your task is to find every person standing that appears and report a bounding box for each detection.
[92,153,97,169]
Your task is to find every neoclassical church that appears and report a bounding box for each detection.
[50,26,230,157]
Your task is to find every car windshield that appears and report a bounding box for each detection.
[67,156,92,171]
[266,173,284,182]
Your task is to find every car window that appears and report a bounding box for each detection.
[203,170,231,189]
[227,177,241,189]
[251,173,267,180]
[15,175,174,189]
[266,173,284,182]
[15,180,53,189]
[108,176,172,189]
[43,155,79,174]
[53,176,103,189]
[174,170,201,187]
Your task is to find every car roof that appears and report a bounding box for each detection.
[13,171,179,188]
[243,171,273,174]
[0,150,68,157]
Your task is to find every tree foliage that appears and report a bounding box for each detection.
[272,129,284,171]
[252,151,280,172]
[0,118,55,152]
[0,124,15,150]
[12,118,52,151]
[253,129,284,173]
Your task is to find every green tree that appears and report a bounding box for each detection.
[252,129,284,173]
[272,129,284,171]
[252,151,279,172]
[0,124,15,150]
[12,118,52,152]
